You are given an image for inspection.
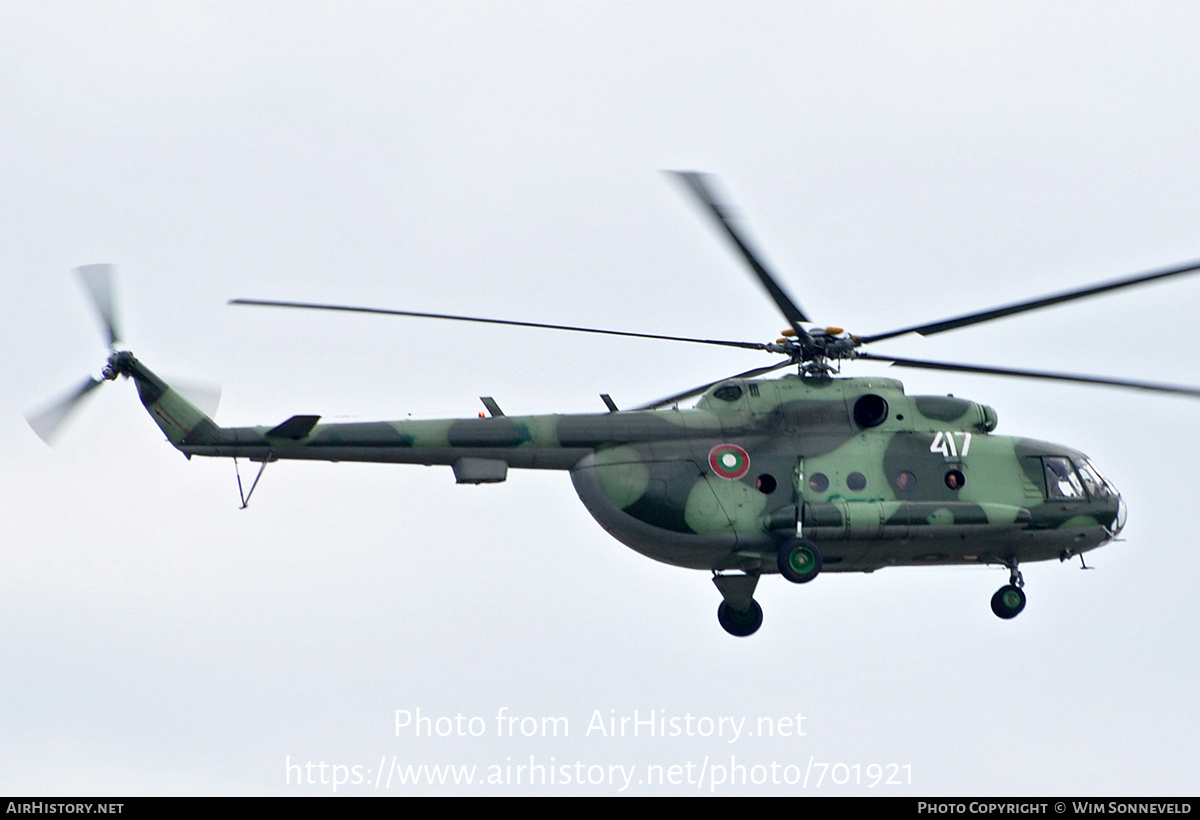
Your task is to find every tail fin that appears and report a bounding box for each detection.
[108,351,221,448]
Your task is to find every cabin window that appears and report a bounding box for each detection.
[846,471,867,491]
[945,469,965,490]
[808,473,829,493]
[713,384,743,402]
[853,394,889,428]
[895,471,917,492]
[755,473,776,494]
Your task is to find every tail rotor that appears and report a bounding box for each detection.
[75,263,122,349]
[26,265,127,444]
[25,375,105,444]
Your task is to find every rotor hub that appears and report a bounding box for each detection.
[765,328,864,376]
[101,350,134,381]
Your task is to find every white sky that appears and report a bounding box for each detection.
[3,2,1200,795]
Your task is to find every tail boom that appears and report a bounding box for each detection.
[107,352,221,448]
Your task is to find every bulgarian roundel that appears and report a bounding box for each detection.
[708,444,750,480]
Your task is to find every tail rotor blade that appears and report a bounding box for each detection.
[75,264,121,347]
[25,376,104,444]
[173,378,221,419]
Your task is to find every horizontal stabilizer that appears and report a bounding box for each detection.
[267,415,321,439]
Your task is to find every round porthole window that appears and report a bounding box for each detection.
[853,394,889,428]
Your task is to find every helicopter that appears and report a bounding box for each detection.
[28,172,1200,637]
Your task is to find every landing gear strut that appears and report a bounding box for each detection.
[990,560,1026,619]
[713,572,762,637]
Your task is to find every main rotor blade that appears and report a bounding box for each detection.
[25,376,104,444]
[229,299,771,351]
[75,264,121,347]
[669,171,812,339]
[633,360,794,410]
[859,352,1200,397]
[861,258,1200,344]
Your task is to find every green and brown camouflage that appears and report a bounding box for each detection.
[113,351,1124,580]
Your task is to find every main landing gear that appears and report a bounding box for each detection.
[990,560,1027,620]
[778,538,822,584]
[712,539,826,637]
[713,573,763,637]
[717,598,764,637]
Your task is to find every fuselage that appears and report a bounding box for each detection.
[119,352,1124,576]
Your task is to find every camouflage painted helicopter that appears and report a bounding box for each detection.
[30,173,1200,636]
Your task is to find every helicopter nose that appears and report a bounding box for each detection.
[1079,457,1125,537]
[1109,493,1128,537]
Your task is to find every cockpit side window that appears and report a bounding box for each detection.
[1043,457,1085,499]
[1073,459,1112,500]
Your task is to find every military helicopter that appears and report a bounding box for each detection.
[28,172,1200,636]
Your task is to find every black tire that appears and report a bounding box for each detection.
[717,599,763,637]
[777,538,823,584]
[990,584,1027,619]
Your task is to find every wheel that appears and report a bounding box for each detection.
[777,538,823,584]
[990,584,1026,619]
[717,599,763,637]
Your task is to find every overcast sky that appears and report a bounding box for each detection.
[4,2,1200,795]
